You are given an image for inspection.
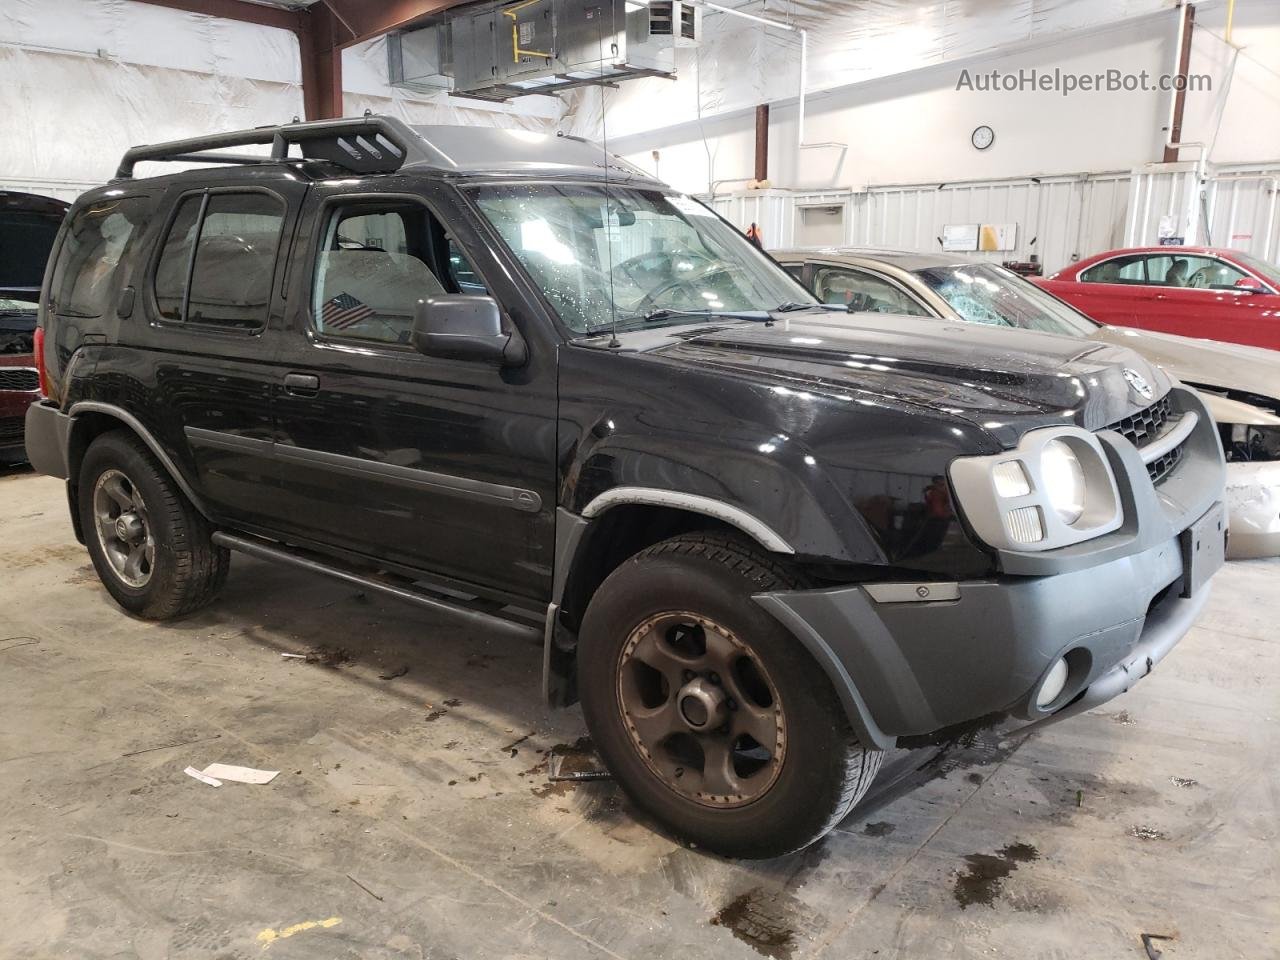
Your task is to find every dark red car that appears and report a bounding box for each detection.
[0,191,68,460]
[1036,246,1280,352]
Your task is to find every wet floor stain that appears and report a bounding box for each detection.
[549,737,610,777]
[953,842,1039,909]
[851,725,1019,819]
[862,821,896,837]
[302,647,353,667]
[711,887,803,960]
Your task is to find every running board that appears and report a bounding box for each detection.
[211,531,544,640]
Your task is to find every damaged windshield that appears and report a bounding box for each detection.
[914,263,1098,336]
[471,184,813,334]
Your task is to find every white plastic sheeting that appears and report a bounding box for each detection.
[0,0,303,191]
[0,0,560,198]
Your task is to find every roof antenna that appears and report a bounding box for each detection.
[594,11,621,350]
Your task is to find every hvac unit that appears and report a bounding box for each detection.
[447,0,700,101]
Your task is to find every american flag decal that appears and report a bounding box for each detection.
[321,292,374,329]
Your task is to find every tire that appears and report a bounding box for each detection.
[578,532,882,859]
[78,430,229,620]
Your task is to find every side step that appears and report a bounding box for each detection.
[211,531,544,640]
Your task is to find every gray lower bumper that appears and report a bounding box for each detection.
[756,502,1225,750]
[24,400,72,480]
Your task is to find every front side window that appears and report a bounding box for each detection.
[50,198,148,318]
[813,266,930,316]
[471,184,813,333]
[1142,254,1248,290]
[312,202,483,345]
[914,263,1098,336]
[153,191,285,329]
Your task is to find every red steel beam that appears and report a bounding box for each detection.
[1163,3,1196,163]
[316,0,466,47]
[127,0,304,33]
[299,3,343,119]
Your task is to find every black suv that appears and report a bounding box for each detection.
[26,117,1227,858]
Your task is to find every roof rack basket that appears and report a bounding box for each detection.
[114,115,423,180]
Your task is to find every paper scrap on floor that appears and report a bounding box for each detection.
[184,766,222,787]
[201,763,279,784]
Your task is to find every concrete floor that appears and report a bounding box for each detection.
[1,465,1277,960]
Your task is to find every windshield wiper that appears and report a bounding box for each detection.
[773,301,820,313]
[636,307,769,324]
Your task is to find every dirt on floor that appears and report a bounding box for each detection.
[1,468,1277,959]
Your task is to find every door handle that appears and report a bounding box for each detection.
[283,373,320,396]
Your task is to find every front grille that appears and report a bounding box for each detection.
[0,368,38,392]
[1109,395,1171,449]
[0,416,24,446]
[1145,445,1184,485]
[1104,396,1184,486]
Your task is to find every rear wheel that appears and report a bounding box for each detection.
[78,431,228,619]
[579,532,882,858]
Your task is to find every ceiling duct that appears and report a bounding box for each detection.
[388,25,454,95]
[405,0,701,102]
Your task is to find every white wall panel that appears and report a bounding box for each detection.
[1127,162,1280,263]
[709,171,1134,274]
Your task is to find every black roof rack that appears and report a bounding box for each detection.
[114,115,423,180]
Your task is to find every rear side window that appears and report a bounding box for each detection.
[49,198,148,318]
[814,266,930,316]
[1080,256,1146,285]
[153,191,285,329]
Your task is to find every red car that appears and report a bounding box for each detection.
[1036,246,1280,352]
[1,191,69,460]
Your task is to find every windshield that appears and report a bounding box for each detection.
[0,297,39,314]
[914,263,1098,336]
[1229,251,1280,287]
[471,184,814,333]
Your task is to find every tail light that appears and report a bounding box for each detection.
[33,326,49,397]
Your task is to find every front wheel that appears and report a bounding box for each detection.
[578,533,882,858]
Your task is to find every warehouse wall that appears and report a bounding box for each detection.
[0,0,557,198]
[604,1,1280,196]
[0,0,301,192]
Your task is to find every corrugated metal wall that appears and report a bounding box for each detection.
[709,174,1133,273]
[1126,162,1280,261]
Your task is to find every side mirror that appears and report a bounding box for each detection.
[412,295,527,366]
[1234,276,1268,294]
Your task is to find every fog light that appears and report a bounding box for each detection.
[1004,505,1045,543]
[1036,657,1070,709]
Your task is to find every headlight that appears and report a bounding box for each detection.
[1041,439,1086,524]
[949,426,1123,552]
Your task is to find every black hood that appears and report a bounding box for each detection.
[0,191,68,300]
[645,313,1169,448]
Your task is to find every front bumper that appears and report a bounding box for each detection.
[758,509,1222,749]
[756,386,1228,750]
